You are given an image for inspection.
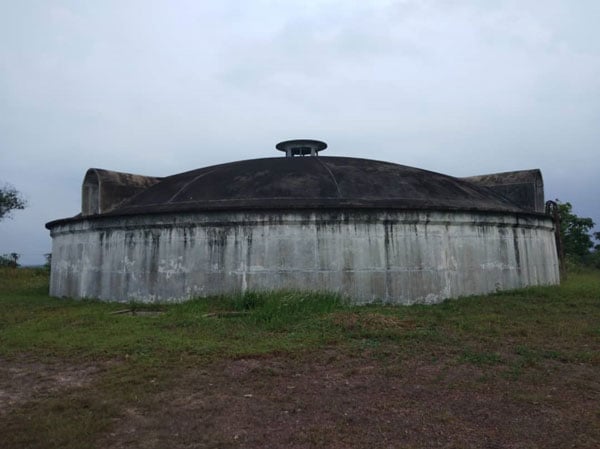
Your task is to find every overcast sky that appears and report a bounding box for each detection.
[1,0,599,265]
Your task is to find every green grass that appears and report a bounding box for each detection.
[0,276,345,359]
[1,267,599,363]
[1,267,599,448]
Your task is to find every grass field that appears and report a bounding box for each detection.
[1,267,599,448]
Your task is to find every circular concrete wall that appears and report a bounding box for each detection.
[48,210,559,304]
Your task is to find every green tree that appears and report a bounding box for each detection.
[0,253,20,268]
[556,200,595,260]
[0,183,27,221]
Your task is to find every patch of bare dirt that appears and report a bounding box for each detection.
[0,355,109,415]
[99,349,600,449]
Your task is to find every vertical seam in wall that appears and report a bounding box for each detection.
[316,158,342,197]
[167,169,218,203]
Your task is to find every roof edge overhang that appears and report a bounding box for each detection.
[45,203,551,230]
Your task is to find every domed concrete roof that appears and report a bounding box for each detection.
[103,156,524,216]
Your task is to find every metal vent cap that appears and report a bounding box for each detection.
[276,139,327,157]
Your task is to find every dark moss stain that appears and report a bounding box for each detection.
[245,232,253,270]
[147,231,161,290]
[315,225,324,269]
[124,232,136,268]
[267,215,285,227]
[125,231,136,248]
[384,222,393,296]
[314,214,345,234]
[520,227,530,273]
[207,228,229,270]
[182,226,197,248]
[98,230,113,251]
[423,216,431,237]
[512,227,521,270]
[498,226,509,265]
[298,212,313,228]
[95,232,105,278]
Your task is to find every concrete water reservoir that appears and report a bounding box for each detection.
[45,140,560,304]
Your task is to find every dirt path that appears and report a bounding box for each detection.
[1,350,598,448]
[97,349,600,449]
[0,355,106,417]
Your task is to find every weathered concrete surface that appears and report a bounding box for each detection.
[60,157,527,221]
[463,169,545,213]
[82,169,162,216]
[48,210,559,304]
